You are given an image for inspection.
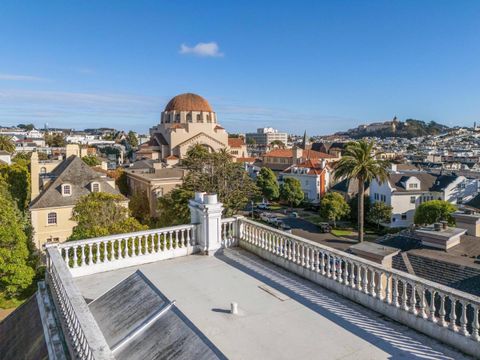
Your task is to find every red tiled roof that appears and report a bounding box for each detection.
[283,159,328,176]
[228,138,245,148]
[264,149,335,159]
[166,155,179,160]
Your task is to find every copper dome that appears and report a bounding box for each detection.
[164,93,213,112]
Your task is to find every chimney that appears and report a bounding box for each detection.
[292,146,302,165]
[66,144,80,158]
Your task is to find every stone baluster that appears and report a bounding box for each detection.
[315,250,320,272]
[377,271,383,301]
[356,264,362,291]
[370,270,376,297]
[103,241,109,262]
[460,300,469,336]
[63,247,69,263]
[87,244,93,265]
[292,241,296,263]
[384,273,391,304]
[326,254,332,278]
[168,231,173,250]
[311,249,316,271]
[420,286,427,319]
[186,228,191,247]
[110,240,114,261]
[321,252,326,276]
[343,261,349,285]
[393,276,399,307]
[472,304,479,341]
[450,297,458,332]
[429,289,437,323]
[80,245,86,266]
[439,294,447,327]
[73,246,78,268]
[410,283,418,316]
[362,267,369,294]
[402,280,409,310]
[301,245,306,267]
[350,262,356,289]
[95,243,101,264]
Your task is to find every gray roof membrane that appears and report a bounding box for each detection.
[88,270,224,360]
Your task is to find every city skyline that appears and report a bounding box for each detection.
[1,1,480,134]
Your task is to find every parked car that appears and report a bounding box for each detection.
[260,213,271,222]
[257,203,269,210]
[267,216,278,224]
[290,212,299,218]
[279,223,292,233]
[318,222,332,233]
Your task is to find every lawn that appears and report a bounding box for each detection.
[331,229,355,237]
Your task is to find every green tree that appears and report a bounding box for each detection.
[110,168,129,196]
[180,145,259,216]
[0,162,30,212]
[256,167,279,201]
[367,202,393,229]
[129,189,151,224]
[414,200,457,226]
[127,131,139,148]
[17,123,34,131]
[45,133,66,147]
[319,192,350,227]
[280,177,304,208]
[82,155,101,167]
[246,138,256,145]
[270,140,285,148]
[69,192,147,240]
[156,187,194,227]
[334,140,390,242]
[0,135,15,153]
[348,194,371,224]
[0,185,35,297]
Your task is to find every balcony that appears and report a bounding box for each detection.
[43,193,480,359]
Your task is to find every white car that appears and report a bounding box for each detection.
[257,203,269,210]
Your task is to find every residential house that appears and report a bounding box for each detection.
[281,159,331,203]
[370,170,478,227]
[262,146,337,172]
[29,151,126,249]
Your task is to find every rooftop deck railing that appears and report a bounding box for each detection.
[57,224,197,277]
[237,217,480,357]
[45,246,114,360]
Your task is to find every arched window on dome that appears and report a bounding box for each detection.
[197,114,202,122]
[206,113,211,123]
[187,113,192,122]
[169,113,174,122]
[175,114,180,123]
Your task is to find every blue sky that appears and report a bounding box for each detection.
[0,1,479,135]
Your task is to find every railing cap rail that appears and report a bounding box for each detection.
[58,224,196,248]
[240,218,480,304]
[47,247,115,359]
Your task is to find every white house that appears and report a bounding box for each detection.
[370,171,479,228]
[280,159,331,203]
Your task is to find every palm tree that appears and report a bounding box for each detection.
[334,140,390,242]
[0,135,15,153]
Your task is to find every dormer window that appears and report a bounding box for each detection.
[408,183,418,189]
[91,182,100,193]
[61,184,72,196]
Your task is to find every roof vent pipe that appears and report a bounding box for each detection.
[231,302,238,315]
[441,220,448,230]
[434,223,442,231]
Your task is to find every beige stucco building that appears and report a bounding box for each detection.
[137,93,246,161]
[29,149,126,249]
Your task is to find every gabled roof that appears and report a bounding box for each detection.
[30,156,124,209]
[228,138,245,148]
[282,159,328,176]
[387,172,443,192]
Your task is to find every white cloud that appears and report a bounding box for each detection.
[179,42,224,57]
[0,73,48,81]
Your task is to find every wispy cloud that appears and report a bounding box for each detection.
[0,73,49,81]
[179,42,224,57]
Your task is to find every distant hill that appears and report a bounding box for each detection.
[340,119,450,139]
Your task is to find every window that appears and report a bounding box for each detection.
[47,212,57,225]
[187,113,192,122]
[62,184,71,196]
[197,114,202,122]
[175,114,180,123]
[40,167,47,175]
[155,188,164,198]
[410,196,416,204]
[401,213,407,220]
[206,114,211,123]
[409,183,418,189]
[91,182,100,193]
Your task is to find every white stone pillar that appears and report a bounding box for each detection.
[189,192,224,255]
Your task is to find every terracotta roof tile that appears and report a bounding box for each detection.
[228,138,245,148]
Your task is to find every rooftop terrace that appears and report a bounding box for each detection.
[75,247,469,359]
[32,193,480,359]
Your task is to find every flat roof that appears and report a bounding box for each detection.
[75,248,467,360]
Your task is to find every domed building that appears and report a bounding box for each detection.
[137,93,246,162]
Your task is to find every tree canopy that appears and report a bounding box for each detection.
[256,167,279,201]
[0,162,30,212]
[129,189,151,225]
[367,201,392,228]
[414,200,457,226]
[82,155,101,167]
[0,183,35,297]
[127,131,139,148]
[320,192,350,227]
[0,135,15,153]
[280,177,304,208]
[69,192,147,240]
[45,133,66,147]
[157,145,259,226]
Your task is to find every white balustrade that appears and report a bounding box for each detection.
[57,224,197,277]
[237,218,480,356]
[45,246,114,360]
[221,217,238,248]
